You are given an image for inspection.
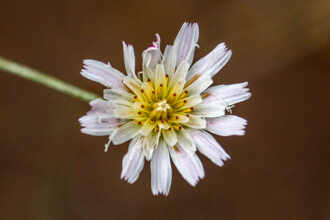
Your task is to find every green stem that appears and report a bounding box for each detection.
[0,56,99,102]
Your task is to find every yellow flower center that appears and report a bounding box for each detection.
[122,64,202,135]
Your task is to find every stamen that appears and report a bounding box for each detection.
[173,145,179,152]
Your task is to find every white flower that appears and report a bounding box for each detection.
[79,22,251,196]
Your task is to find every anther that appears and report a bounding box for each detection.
[168,127,172,131]
[140,89,144,93]
[175,116,179,120]
[134,95,137,99]
[165,74,169,78]
[173,93,177,97]
[183,100,187,103]
[138,112,142,115]
[138,121,142,125]
[141,105,145,108]
[160,84,163,87]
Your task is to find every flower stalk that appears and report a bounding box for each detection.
[0,56,98,102]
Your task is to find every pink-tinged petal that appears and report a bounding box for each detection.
[142,34,162,70]
[188,43,232,80]
[173,22,199,67]
[121,138,145,183]
[80,59,125,88]
[122,41,137,78]
[205,82,251,106]
[79,99,119,136]
[206,115,247,136]
[151,141,172,196]
[169,144,204,186]
[188,129,230,167]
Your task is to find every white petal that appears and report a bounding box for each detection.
[188,129,230,167]
[173,22,199,67]
[162,129,177,147]
[188,43,232,79]
[142,131,160,161]
[176,128,196,153]
[206,115,247,136]
[151,141,172,196]
[79,99,118,136]
[113,105,138,120]
[183,115,206,129]
[205,82,251,106]
[81,59,124,88]
[122,41,136,78]
[162,45,177,76]
[111,121,141,145]
[80,127,114,136]
[121,138,145,183]
[142,34,162,70]
[168,61,190,88]
[185,74,213,95]
[139,120,155,136]
[169,145,204,186]
[103,88,134,102]
[193,101,226,118]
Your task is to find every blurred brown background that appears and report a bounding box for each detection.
[0,0,329,219]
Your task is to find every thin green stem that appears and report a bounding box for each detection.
[0,56,99,102]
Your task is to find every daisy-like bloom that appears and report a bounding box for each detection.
[79,23,251,196]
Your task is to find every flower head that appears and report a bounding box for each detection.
[79,23,251,196]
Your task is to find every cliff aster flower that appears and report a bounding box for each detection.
[79,23,251,196]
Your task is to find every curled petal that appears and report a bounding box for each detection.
[142,34,162,70]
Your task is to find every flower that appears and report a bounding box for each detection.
[79,22,251,196]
